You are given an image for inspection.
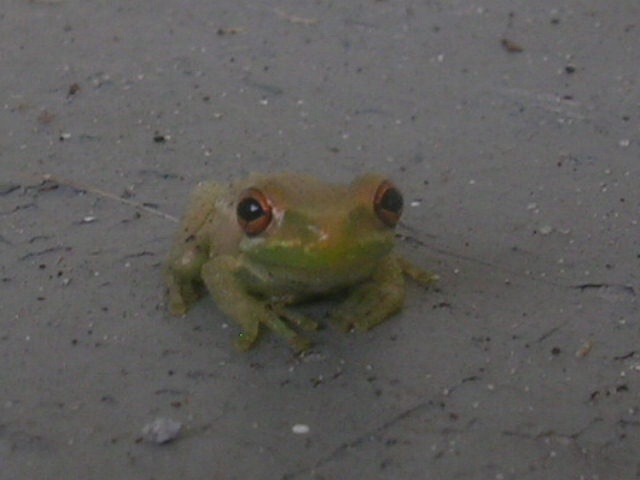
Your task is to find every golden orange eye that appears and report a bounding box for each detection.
[374,180,403,227]
[236,187,273,236]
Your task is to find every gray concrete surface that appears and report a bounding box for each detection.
[1,1,639,479]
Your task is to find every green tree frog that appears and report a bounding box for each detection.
[165,173,436,351]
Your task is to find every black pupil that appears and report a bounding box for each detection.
[380,188,403,213]
[237,197,265,222]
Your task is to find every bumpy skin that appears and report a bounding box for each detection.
[165,173,436,351]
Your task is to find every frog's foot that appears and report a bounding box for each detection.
[330,285,404,332]
[397,256,439,287]
[270,304,319,332]
[235,304,316,353]
[330,257,406,333]
[166,277,205,316]
[230,305,315,353]
[235,326,261,351]
[261,312,312,352]
[235,310,312,352]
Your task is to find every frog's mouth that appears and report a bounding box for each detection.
[241,235,394,274]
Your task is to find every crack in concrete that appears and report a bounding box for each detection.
[18,246,72,261]
[282,399,443,479]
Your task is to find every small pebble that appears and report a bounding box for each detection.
[141,418,182,444]
[291,424,310,434]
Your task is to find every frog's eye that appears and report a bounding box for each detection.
[374,180,403,227]
[237,188,273,236]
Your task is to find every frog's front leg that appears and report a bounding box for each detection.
[165,244,208,316]
[330,256,407,332]
[201,256,311,351]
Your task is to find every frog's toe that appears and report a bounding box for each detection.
[353,315,379,332]
[234,330,260,351]
[270,305,318,331]
[168,300,187,316]
[397,257,439,287]
[330,313,355,332]
[289,335,312,352]
[167,280,205,316]
[168,289,191,316]
[285,311,319,331]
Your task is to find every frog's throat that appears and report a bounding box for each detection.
[241,237,394,272]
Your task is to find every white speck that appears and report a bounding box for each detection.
[59,132,71,140]
[468,179,476,185]
[410,200,421,207]
[292,424,310,434]
[141,418,182,444]
[259,99,269,105]
[526,202,538,211]
[82,216,97,223]
[539,225,553,235]
[619,139,630,148]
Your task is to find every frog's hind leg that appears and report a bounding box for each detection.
[330,256,406,332]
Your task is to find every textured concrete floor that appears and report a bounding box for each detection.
[1,1,639,479]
